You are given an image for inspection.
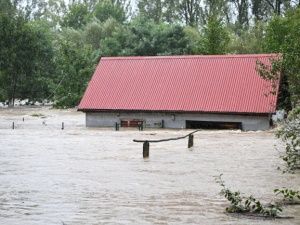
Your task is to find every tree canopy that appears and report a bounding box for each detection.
[0,4,54,104]
[0,0,300,108]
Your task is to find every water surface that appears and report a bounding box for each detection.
[0,107,299,224]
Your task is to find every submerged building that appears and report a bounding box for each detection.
[78,55,279,130]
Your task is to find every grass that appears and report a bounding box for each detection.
[31,113,46,118]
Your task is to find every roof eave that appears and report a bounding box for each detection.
[77,108,275,116]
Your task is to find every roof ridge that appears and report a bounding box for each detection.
[101,54,279,60]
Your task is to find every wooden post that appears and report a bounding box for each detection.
[62,122,64,130]
[143,141,149,158]
[23,118,24,122]
[12,122,14,129]
[115,122,119,131]
[188,134,194,148]
[139,123,144,131]
[161,119,164,128]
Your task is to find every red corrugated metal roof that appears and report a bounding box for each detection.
[78,54,279,114]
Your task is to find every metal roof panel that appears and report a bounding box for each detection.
[78,54,279,114]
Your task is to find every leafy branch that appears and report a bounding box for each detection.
[276,108,300,173]
[274,188,300,203]
[215,174,283,217]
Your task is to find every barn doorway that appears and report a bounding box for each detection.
[121,119,143,127]
[186,120,242,130]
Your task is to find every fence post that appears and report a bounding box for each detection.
[143,141,149,158]
[188,134,194,148]
[62,122,64,130]
[12,122,14,129]
[134,129,200,158]
[139,123,144,131]
[115,122,120,131]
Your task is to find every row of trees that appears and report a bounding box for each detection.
[0,0,299,108]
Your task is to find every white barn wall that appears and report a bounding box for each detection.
[85,112,270,131]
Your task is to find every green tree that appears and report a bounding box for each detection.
[257,7,300,173]
[265,0,292,15]
[60,27,85,47]
[227,20,265,54]
[17,20,55,101]
[0,0,15,12]
[261,8,300,109]
[280,8,300,108]
[162,0,180,23]
[51,40,95,108]
[23,0,67,25]
[61,3,91,29]
[184,25,202,52]
[97,15,190,57]
[194,16,230,55]
[93,0,127,23]
[252,0,274,21]
[137,0,163,23]
[251,0,294,19]
[68,0,99,10]
[137,0,182,24]
[150,22,191,55]
[230,0,250,33]
[0,6,54,104]
[179,0,202,27]
[83,18,119,50]
[203,0,232,25]
[262,15,288,53]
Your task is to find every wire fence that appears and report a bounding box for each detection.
[0,120,84,130]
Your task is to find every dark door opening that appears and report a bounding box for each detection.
[186,120,242,130]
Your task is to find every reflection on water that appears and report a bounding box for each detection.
[0,107,299,224]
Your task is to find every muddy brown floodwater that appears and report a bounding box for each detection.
[0,106,299,225]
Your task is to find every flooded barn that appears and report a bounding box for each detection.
[78,54,279,131]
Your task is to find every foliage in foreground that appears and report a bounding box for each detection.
[215,174,283,217]
[256,7,300,174]
[216,174,300,218]
[274,187,300,203]
[276,108,300,173]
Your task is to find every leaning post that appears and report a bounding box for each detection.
[188,134,194,148]
[143,141,149,158]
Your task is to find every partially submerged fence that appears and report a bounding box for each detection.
[0,120,81,130]
[133,130,201,158]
